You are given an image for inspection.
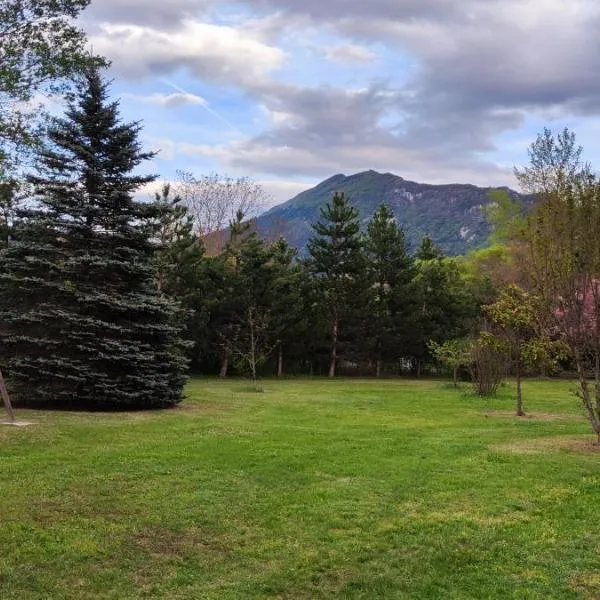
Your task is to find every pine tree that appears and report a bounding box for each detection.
[209,213,274,378]
[0,175,18,249]
[270,238,309,376]
[0,69,187,409]
[412,251,472,376]
[365,204,414,375]
[307,192,366,377]
[154,183,207,368]
[416,235,443,260]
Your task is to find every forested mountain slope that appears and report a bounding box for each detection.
[255,170,528,255]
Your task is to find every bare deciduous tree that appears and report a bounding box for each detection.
[174,171,272,241]
[229,306,275,391]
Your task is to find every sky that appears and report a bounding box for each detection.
[80,0,600,207]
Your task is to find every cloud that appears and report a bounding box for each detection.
[123,92,207,109]
[142,137,177,161]
[83,0,600,190]
[84,0,214,29]
[178,136,514,186]
[255,82,397,143]
[246,0,470,25]
[89,21,285,86]
[324,44,377,64]
[258,180,314,205]
[240,0,600,134]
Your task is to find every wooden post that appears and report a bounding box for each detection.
[0,369,15,423]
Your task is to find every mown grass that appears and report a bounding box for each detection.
[1,378,599,599]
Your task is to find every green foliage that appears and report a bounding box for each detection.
[154,183,207,366]
[470,332,507,397]
[0,175,19,248]
[155,183,205,298]
[307,192,367,375]
[483,189,527,244]
[364,203,415,372]
[482,284,568,413]
[0,69,187,409]
[0,0,106,165]
[484,285,538,336]
[428,338,471,385]
[412,255,475,370]
[416,235,443,260]
[269,238,313,374]
[517,127,600,435]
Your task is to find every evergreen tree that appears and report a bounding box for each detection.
[0,176,18,249]
[209,212,274,377]
[416,235,443,260]
[412,252,473,376]
[154,183,207,368]
[364,203,414,375]
[0,69,187,409]
[270,238,310,376]
[307,192,366,377]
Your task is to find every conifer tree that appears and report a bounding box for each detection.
[365,203,414,375]
[154,183,207,367]
[210,211,273,377]
[270,238,310,376]
[416,235,443,260]
[0,70,187,409]
[307,192,366,377]
[412,249,472,376]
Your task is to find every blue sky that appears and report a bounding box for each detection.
[80,0,600,206]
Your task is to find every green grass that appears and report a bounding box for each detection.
[1,378,599,599]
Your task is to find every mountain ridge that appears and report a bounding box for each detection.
[255,170,527,256]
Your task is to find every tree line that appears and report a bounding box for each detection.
[0,65,481,409]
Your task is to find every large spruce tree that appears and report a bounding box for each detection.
[0,70,187,409]
[307,192,366,377]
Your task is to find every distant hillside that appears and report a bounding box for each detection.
[254,170,528,256]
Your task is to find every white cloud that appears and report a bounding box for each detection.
[143,137,177,161]
[324,44,377,64]
[259,179,313,205]
[85,0,215,28]
[175,138,515,187]
[90,21,285,86]
[123,92,207,108]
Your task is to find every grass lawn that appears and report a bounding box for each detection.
[1,378,599,599]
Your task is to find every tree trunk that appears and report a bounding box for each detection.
[219,353,229,378]
[453,366,458,388]
[416,360,422,378]
[595,351,600,437]
[376,356,382,378]
[575,356,600,440]
[515,361,524,416]
[329,318,338,378]
[277,344,284,377]
[0,369,15,423]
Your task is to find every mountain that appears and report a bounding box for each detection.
[255,170,528,256]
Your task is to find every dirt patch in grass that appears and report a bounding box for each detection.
[570,572,600,596]
[172,400,227,414]
[133,525,233,559]
[481,410,584,421]
[491,436,600,455]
